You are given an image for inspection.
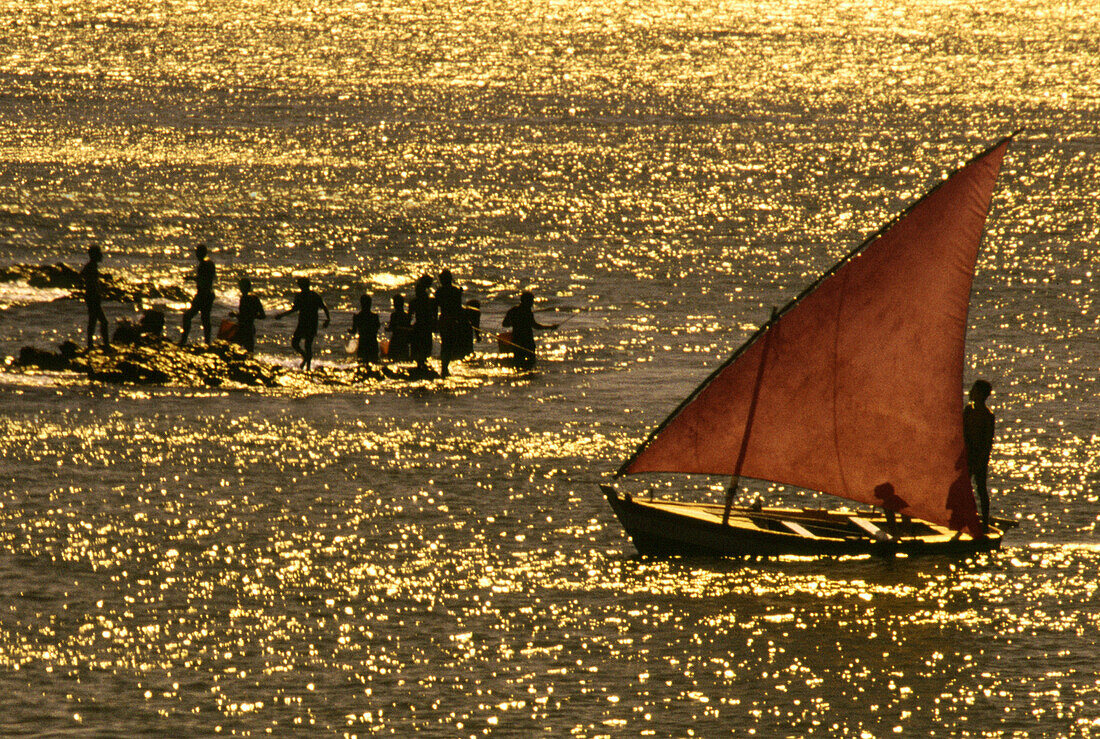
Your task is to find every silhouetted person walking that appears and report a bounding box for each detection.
[80,245,110,350]
[408,274,436,373]
[386,294,411,362]
[435,269,468,378]
[502,290,557,371]
[179,244,215,345]
[963,379,995,532]
[233,277,266,352]
[277,277,330,370]
[351,294,380,365]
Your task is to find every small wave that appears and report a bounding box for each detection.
[364,272,414,291]
[0,281,72,311]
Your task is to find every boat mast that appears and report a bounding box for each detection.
[722,307,777,525]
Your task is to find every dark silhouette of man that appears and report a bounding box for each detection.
[502,290,557,371]
[386,294,411,362]
[80,245,110,350]
[408,274,436,373]
[180,244,215,345]
[351,294,380,365]
[435,269,468,378]
[233,277,266,352]
[963,379,995,532]
[277,277,330,370]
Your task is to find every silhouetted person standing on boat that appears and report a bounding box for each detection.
[351,294,380,365]
[233,277,266,353]
[502,290,557,371]
[963,379,995,532]
[386,294,411,362]
[80,245,110,350]
[408,274,436,373]
[435,269,467,378]
[179,243,215,345]
[277,277,330,370]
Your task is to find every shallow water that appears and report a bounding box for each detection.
[1,0,1098,735]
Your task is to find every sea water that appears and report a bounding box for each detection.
[0,0,1098,734]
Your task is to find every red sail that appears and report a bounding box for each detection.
[620,139,1010,534]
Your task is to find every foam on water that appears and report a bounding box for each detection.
[0,282,72,311]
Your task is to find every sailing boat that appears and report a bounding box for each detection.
[603,136,1014,557]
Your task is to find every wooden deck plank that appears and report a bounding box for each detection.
[850,516,894,542]
[779,520,818,538]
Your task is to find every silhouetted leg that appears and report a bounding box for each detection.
[440,322,461,377]
[200,307,212,344]
[973,468,990,531]
[97,307,110,348]
[421,334,432,371]
[512,341,536,371]
[236,325,255,352]
[86,308,96,349]
[412,331,430,371]
[87,301,109,349]
[292,330,305,367]
[180,304,198,345]
[303,334,315,370]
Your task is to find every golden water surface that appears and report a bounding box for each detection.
[0,0,1098,734]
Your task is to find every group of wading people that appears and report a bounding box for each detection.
[80,244,558,375]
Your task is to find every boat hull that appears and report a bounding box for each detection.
[602,486,1002,558]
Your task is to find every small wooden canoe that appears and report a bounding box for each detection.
[602,486,1002,558]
